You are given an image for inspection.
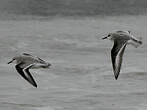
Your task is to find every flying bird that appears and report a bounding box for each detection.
[8,53,51,88]
[102,31,142,80]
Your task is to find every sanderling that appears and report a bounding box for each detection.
[8,53,51,88]
[102,30,142,80]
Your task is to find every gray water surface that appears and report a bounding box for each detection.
[0,15,147,110]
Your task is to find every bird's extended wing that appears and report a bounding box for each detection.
[111,40,127,80]
[15,63,37,88]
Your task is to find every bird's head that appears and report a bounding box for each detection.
[102,33,113,40]
[102,30,131,41]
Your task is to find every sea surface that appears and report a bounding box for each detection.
[0,15,147,110]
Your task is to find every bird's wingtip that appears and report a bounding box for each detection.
[34,84,37,88]
[115,76,118,80]
[31,82,37,88]
[114,73,119,80]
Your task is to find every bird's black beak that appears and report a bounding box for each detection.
[7,59,14,64]
[102,36,108,39]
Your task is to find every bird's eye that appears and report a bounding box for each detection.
[108,34,111,37]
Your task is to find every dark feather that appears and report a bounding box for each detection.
[22,53,33,56]
[111,40,127,80]
[15,63,37,88]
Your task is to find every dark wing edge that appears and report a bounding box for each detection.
[15,64,37,88]
[22,53,33,56]
[111,41,127,80]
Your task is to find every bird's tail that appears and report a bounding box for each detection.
[128,36,142,48]
[131,37,142,45]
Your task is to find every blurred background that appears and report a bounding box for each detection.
[0,0,147,18]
